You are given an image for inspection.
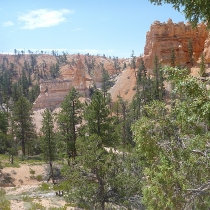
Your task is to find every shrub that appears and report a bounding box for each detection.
[36,175,43,182]
[29,168,35,175]
[39,183,50,191]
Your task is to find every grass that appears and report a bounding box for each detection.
[39,183,51,191]
[0,188,10,210]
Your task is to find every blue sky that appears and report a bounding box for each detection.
[0,0,186,58]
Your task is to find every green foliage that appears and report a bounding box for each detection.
[101,68,114,97]
[41,109,57,183]
[57,87,83,163]
[149,0,210,28]
[199,52,206,77]
[35,174,43,182]
[153,55,164,100]
[114,96,134,148]
[41,109,57,163]
[170,47,176,67]
[61,91,142,209]
[0,188,10,210]
[131,50,136,72]
[12,96,35,157]
[132,66,210,209]
[50,63,60,78]
[188,39,194,65]
[39,183,51,191]
[63,134,142,209]
[29,168,35,176]
[0,110,10,154]
[84,90,115,147]
[48,207,67,210]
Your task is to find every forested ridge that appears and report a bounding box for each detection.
[1,0,210,208]
[0,46,210,209]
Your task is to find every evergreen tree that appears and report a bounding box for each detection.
[170,47,176,67]
[131,50,136,77]
[12,96,34,157]
[57,87,83,164]
[20,69,29,97]
[50,63,60,78]
[199,52,206,77]
[101,68,113,99]
[84,90,115,147]
[61,91,120,209]
[188,39,194,66]
[115,96,133,151]
[0,110,9,154]
[153,55,164,100]
[41,108,57,184]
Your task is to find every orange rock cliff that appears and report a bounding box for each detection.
[143,19,208,72]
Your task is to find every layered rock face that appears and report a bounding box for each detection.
[33,59,89,110]
[143,19,208,72]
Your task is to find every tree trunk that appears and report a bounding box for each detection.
[96,168,105,210]
[49,161,55,184]
[72,100,77,160]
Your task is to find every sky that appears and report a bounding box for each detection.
[0,0,187,58]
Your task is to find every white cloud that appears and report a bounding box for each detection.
[72,27,82,32]
[3,21,14,27]
[18,9,73,29]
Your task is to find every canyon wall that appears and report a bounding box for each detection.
[33,59,89,110]
[143,19,208,72]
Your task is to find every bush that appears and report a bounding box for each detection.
[29,168,35,175]
[36,175,43,182]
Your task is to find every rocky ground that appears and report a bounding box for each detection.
[1,163,79,210]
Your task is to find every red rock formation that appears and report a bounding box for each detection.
[143,19,208,72]
[33,59,89,110]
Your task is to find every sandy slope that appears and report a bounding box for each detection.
[109,66,136,102]
[1,164,78,209]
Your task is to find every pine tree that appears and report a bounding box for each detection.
[12,96,34,158]
[131,50,136,77]
[188,39,194,66]
[84,90,114,147]
[101,68,113,99]
[170,47,176,67]
[199,52,206,77]
[116,96,134,150]
[41,109,57,184]
[0,110,9,154]
[153,55,164,100]
[57,87,83,164]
